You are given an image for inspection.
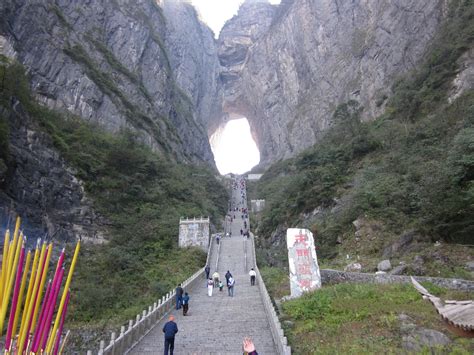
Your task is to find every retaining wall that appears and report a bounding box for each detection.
[321,269,474,291]
[250,235,291,355]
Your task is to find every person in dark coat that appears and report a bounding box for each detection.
[225,270,232,284]
[163,315,178,355]
[205,265,210,279]
[175,284,183,310]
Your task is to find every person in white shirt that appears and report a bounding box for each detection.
[249,268,257,286]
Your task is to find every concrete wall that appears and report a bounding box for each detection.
[321,269,474,292]
[178,217,210,251]
[250,199,265,213]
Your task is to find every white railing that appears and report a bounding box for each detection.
[91,238,215,355]
[179,216,210,224]
[250,234,291,355]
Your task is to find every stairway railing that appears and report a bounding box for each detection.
[91,238,215,355]
[250,234,291,355]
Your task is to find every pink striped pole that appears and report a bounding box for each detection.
[53,291,70,355]
[31,248,64,352]
[4,245,25,351]
[30,280,52,352]
[22,243,49,352]
[40,267,65,351]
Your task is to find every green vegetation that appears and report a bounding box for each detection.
[260,266,290,300]
[388,0,474,121]
[252,0,474,270]
[281,283,473,354]
[0,62,228,347]
[252,3,474,351]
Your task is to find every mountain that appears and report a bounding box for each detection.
[218,0,451,166]
[0,0,219,164]
[0,0,222,241]
[1,0,472,351]
[0,0,470,248]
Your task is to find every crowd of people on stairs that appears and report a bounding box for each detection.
[162,177,260,355]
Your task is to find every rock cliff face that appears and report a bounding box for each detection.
[162,1,223,136]
[0,0,221,241]
[218,0,276,123]
[0,0,219,164]
[218,0,450,166]
[0,99,106,244]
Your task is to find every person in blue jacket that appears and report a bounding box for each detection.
[182,292,190,316]
[163,315,178,355]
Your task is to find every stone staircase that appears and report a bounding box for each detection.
[128,181,277,354]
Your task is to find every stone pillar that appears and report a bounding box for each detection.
[286,228,321,297]
[178,217,210,251]
[250,199,266,213]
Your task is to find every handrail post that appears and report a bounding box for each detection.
[98,340,105,355]
[109,331,116,355]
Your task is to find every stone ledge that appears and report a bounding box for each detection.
[321,269,474,291]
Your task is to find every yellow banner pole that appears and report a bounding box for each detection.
[4,228,18,301]
[30,243,52,334]
[0,230,11,307]
[18,240,40,338]
[0,237,23,336]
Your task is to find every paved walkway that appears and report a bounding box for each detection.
[128,178,277,354]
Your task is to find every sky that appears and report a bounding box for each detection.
[191,0,281,37]
[210,118,260,175]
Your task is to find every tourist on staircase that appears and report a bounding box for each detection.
[175,284,183,310]
[207,278,214,297]
[212,270,220,287]
[162,315,178,355]
[182,292,190,316]
[249,268,256,286]
[225,270,233,284]
[227,276,235,297]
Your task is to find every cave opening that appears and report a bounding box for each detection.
[210,117,260,175]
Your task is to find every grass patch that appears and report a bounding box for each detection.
[282,283,473,354]
[260,266,290,299]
